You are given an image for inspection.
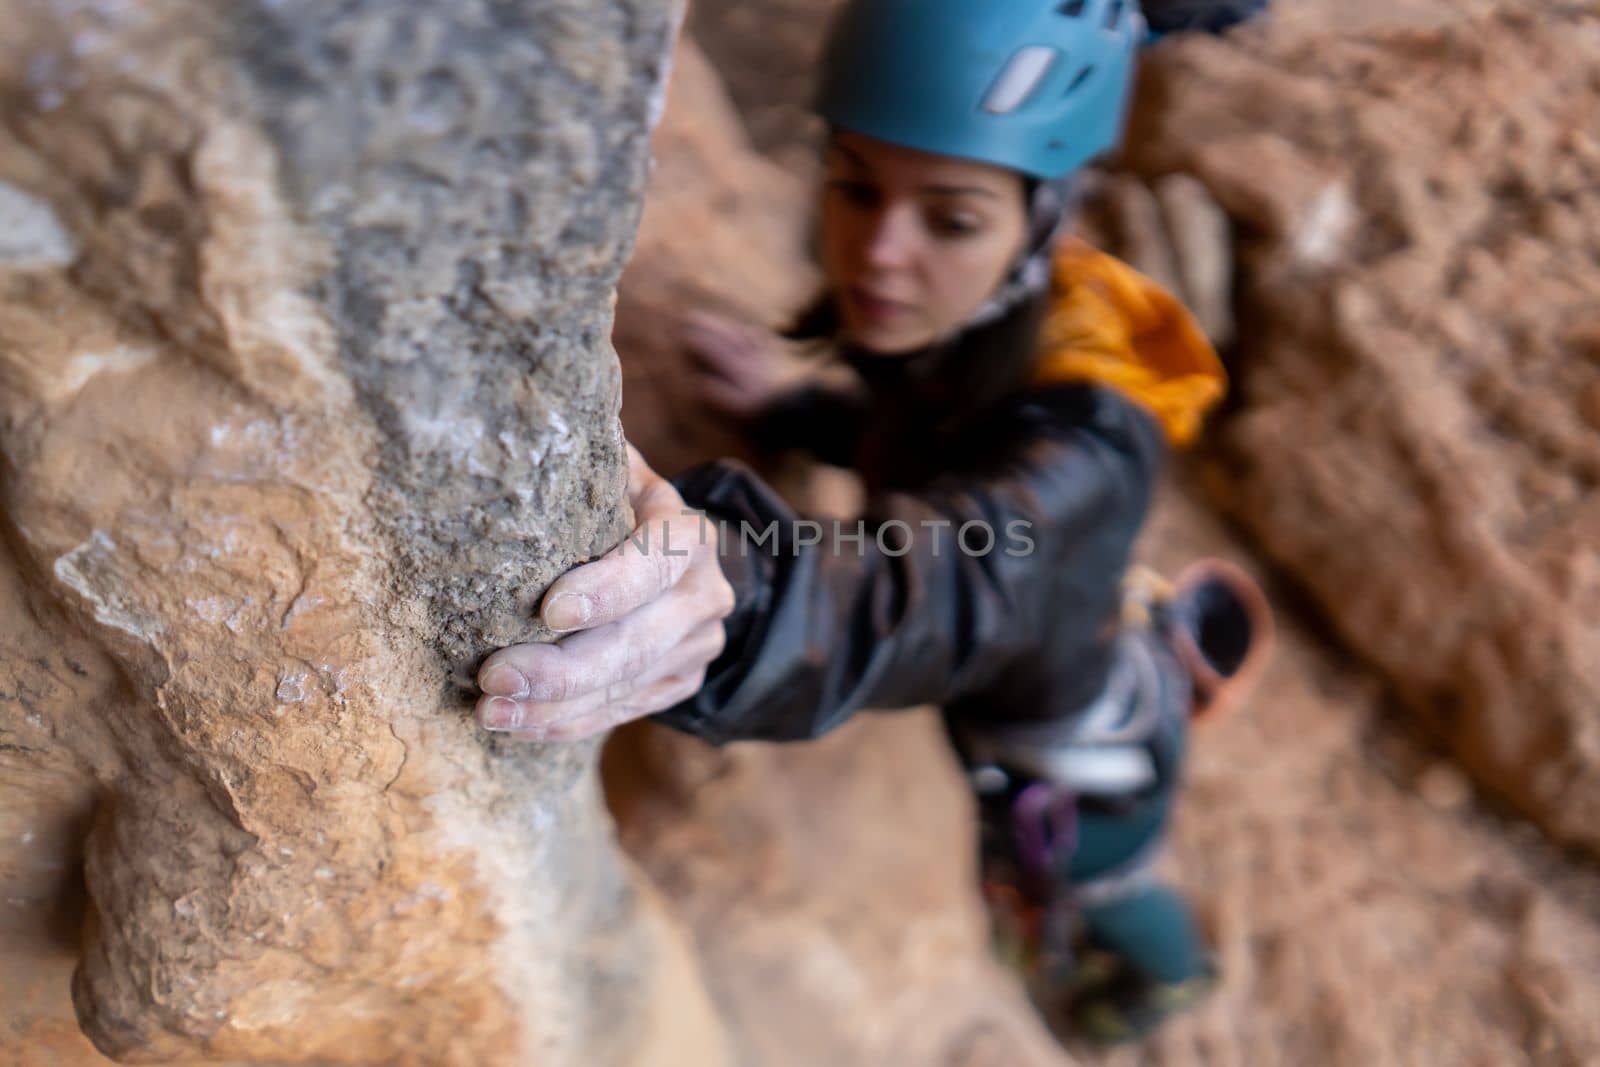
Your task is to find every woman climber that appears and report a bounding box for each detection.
[474,0,1272,1044]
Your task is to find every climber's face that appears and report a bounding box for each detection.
[819,131,1030,354]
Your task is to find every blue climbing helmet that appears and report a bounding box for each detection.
[815,0,1147,180]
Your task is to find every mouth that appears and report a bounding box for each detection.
[846,286,915,326]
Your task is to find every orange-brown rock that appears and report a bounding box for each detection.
[0,1,727,1064]
[1122,3,1600,855]
[615,37,819,477]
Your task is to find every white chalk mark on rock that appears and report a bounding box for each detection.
[0,181,77,268]
[55,345,159,397]
[53,531,163,640]
[1294,181,1354,267]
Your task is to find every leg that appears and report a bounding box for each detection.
[1078,881,1208,985]
[1066,869,1219,1044]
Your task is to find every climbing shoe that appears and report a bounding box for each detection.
[1067,954,1221,1044]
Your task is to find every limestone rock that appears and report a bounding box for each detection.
[1,1,728,1064]
[11,0,1600,1063]
[1122,4,1600,853]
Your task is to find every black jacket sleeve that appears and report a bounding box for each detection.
[654,385,1165,745]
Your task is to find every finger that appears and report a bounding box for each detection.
[539,519,706,633]
[538,473,702,633]
[532,576,723,702]
[684,312,764,356]
[684,340,746,384]
[682,308,744,340]
[683,331,755,382]
[689,354,765,406]
[487,618,720,724]
[625,443,685,526]
[483,565,727,706]
[507,669,709,744]
[684,337,747,377]
[478,619,725,735]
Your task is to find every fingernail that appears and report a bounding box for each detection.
[545,594,594,632]
[480,663,528,698]
[481,697,522,731]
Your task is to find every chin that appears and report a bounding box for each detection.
[842,322,933,356]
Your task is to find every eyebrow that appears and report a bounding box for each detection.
[829,146,1005,200]
[919,184,1002,200]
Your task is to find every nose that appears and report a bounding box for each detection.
[861,204,918,272]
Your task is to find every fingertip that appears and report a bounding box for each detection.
[479,695,522,731]
[543,592,596,632]
[478,660,529,699]
[545,559,619,624]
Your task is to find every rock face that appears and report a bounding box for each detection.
[1,2,729,1065]
[1121,3,1600,855]
[682,0,840,172]
[1132,489,1600,1067]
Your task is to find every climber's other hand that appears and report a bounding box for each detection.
[683,309,810,418]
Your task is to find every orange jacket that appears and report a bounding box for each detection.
[1031,238,1227,449]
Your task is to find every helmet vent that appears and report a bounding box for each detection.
[1064,64,1095,96]
[1056,0,1087,15]
[1104,0,1125,29]
[981,46,1058,114]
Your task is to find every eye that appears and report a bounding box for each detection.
[826,179,880,208]
[929,211,983,239]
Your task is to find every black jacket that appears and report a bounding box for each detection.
[654,354,1166,746]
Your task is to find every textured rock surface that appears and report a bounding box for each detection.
[1131,486,1600,1067]
[1120,2,1600,855]
[604,716,1080,1067]
[1,1,729,1064]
